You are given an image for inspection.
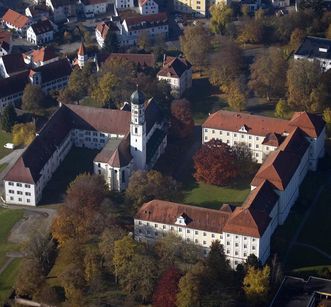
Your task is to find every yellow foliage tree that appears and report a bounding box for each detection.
[243,265,270,304]
[12,123,35,147]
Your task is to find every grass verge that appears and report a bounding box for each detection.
[0,258,21,304]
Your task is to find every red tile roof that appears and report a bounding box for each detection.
[2,9,30,29]
[0,29,11,45]
[136,200,232,234]
[30,19,54,35]
[77,42,86,56]
[125,12,167,28]
[96,21,119,40]
[29,46,58,63]
[203,111,290,136]
[157,56,191,78]
[262,132,284,147]
[289,112,325,138]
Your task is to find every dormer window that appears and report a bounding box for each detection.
[239,125,248,133]
[175,214,188,226]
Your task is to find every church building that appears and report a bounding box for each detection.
[3,89,167,206]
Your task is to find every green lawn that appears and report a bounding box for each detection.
[0,259,21,304]
[0,209,24,268]
[0,130,12,160]
[0,163,8,173]
[41,147,100,205]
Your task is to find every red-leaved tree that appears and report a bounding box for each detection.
[153,266,182,307]
[193,139,238,186]
[170,99,194,139]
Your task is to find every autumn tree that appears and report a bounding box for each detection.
[243,265,270,305]
[12,123,35,147]
[101,57,137,105]
[248,48,288,101]
[22,84,46,113]
[126,170,180,208]
[15,259,45,297]
[193,139,238,186]
[208,38,244,90]
[180,24,211,68]
[1,104,16,132]
[287,59,322,111]
[226,79,247,111]
[238,19,264,44]
[275,99,289,118]
[209,3,233,34]
[52,174,107,245]
[288,28,306,52]
[232,143,257,176]
[90,72,118,107]
[153,266,182,307]
[98,226,126,274]
[323,107,331,124]
[170,99,194,139]
[176,262,205,307]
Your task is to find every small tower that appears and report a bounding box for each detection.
[77,42,88,69]
[130,87,147,170]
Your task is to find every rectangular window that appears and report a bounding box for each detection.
[17,191,23,195]
[203,232,206,236]
[203,241,206,245]
[195,230,198,235]
[27,199,30,203]
[154,224,158,228]
[16,183,22,187]
[163,225,166,229]
[211,234,215,238]
[9,182,14,186]
[25,192,31,196]
[187,229,190,233]
[178,228,182,232]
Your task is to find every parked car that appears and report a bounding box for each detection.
[4,143,14,149]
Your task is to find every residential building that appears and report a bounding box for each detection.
[270,276,331,306]
[26,19,55,45]
[80,0,108,18]
[25,4,50,21]
[76,42,88,68]
[0,30,12,56]
[138,0,159,15]
[294,36,331,71]
[135,110,325,267]
[45,0,77,23]
[1,9,32,35]
[157,55,192,97]
[0,58,72,112]
[23,46,59,67]
[0,54,27,78]
[115,0,135,9]
[4,88,167,206]
[95,12,168,48]
[173,0,207,17]
[271,0,290,7]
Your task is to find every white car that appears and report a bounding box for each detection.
[4,143,14,149]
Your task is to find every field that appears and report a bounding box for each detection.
[0,209,24,304]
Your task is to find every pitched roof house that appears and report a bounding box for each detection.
[27,19,55,45]
[1,9,32,34]
[157,55,192,97]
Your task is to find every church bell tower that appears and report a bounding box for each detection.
[130,87,147,170]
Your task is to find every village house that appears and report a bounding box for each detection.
[25,4,50,21]
[134,111,325,267]
[0,53,27,78]
[138,0,159,15]
[95,12,168,48]
[115,0,135,9]
[294,36,331,71]
[1,9,32,36]
[26,19,55,45]
[0,30,12,56]
[157,55,192,98]
[23,46,59,67]
[3,88,167,206]
[45,0,77,23]
[79,0,108,18]
[0,58,72,112]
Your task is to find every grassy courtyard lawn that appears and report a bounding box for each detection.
[181,175,251,209]
[0,258,21,304]
[0,130,12,160]
[0,209,24,268]
[298,183,331,255]
[41,147,100,205]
